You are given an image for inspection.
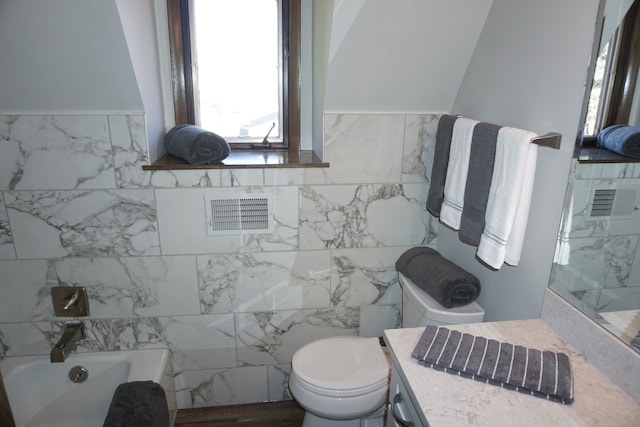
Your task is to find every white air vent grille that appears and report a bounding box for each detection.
[205,192,273,235]
[590,189,616,217]
[589,187,637,219]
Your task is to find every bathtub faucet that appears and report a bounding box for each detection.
[50,323,85,363]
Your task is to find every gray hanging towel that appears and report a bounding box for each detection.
[459,122,501,245]
[426,114,459,216]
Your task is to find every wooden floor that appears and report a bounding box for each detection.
[173,400,305,427]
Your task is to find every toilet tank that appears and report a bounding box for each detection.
[398,272,485,327]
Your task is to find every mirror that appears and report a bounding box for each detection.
[548,0,640,352]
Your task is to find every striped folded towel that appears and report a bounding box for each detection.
[411,326,574,404]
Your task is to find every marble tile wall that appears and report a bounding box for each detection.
[549,162,640,316]
[0,112,440,408]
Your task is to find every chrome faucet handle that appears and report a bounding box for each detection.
[51,287,89,317]
[63,289,80,310]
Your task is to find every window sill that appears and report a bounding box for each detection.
[142,150,329,170]
[577,147,640,164]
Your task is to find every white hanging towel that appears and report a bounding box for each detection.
[477,127,538,269]
[439,118,479,230]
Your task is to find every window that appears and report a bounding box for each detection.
[584,0,640,137]
[167,0,300,151]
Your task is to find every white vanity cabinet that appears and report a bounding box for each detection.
[387,362,427,427]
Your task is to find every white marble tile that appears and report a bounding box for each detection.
[629,245,640,286]
[570,177,640,238]
[5,189,160,258]
[567,235,638,289]
[156,187,298,255]
[197,251,331,314]
[235,307,359,366]
[263,169,306,186]
[0,321,55,357]
[109,115,264,189]
[172,348,237,372]
[0,115,115,190]
[300,114,406,184]
[0,260,49,322]
[267,364,292,401]
[75,314,236,361]
[597,287,640,312]
[359,303,402,338]
[299,183,434,250]
[574,162,640,180]
[0,194,15,259]
[402,114,439,183]
[330,247,407,307]
[181,366,269,407]
[53,256,200,318]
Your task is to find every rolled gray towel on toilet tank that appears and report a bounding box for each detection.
[396,246,480,308]
[165,124,230,164]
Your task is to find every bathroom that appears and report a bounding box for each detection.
[0,0,638,424]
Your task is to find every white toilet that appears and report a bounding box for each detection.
[288,272,486,427]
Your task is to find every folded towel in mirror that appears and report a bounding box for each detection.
[596,124,640,159]
[412,325,574,404]
[396,246,480,308]
[102,381,169,427]
[165,124,230,165]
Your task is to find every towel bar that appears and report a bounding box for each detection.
[451,113,562,150]
[531,132,562,149]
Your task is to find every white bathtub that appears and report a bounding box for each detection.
[0,349,176,427]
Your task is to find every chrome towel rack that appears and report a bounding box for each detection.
[531,132,562,150]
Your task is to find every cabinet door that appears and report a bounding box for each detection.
[387,368,427,427]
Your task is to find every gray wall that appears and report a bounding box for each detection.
[444,0,600,321]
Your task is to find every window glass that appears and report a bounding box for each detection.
[192,0,283,142]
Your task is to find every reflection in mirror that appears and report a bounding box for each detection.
[579,0,640,162]
[584,0,640,136]
[549,0,640,353]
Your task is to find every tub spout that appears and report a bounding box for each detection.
[50,323,85,363]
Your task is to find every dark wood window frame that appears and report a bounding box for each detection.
[578,1,640,164]
[603,0,640,129]
[166,0,300,152]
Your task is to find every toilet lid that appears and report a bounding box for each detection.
[292,336,389,393]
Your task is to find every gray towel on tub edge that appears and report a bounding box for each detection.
[411,325,574,404]
[102,380,169,427]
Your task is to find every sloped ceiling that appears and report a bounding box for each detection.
[324,0,494,112]
[0,0,142,113]
[0,0,492,116]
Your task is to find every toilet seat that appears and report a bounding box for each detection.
[291,336,389,397]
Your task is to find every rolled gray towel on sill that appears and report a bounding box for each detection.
[396,246,480,308]
[165,124,230,164]
[412,325,574,404]
[596,124,640,159]
[102,381,169,427]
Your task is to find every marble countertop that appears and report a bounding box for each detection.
[384,319,640,427]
